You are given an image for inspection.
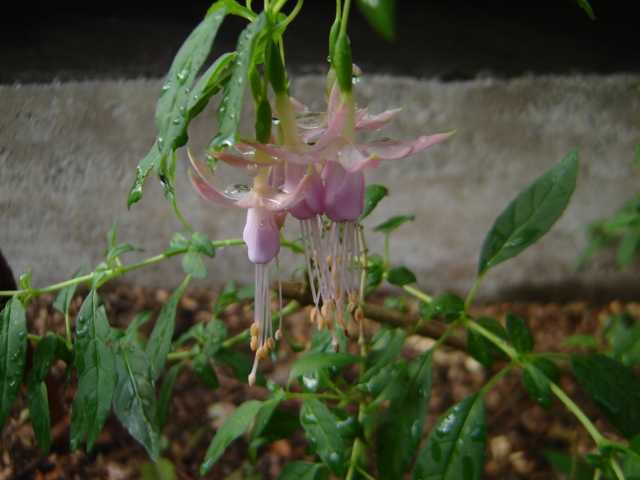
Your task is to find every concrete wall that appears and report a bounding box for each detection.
[1,74,639,301]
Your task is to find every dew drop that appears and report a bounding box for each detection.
[470,425,486,441]
[176,68,190,85]
[304,413,318,424]
[246,164,258,177]
[160,82,171,96]
[352,64,363,84]
[224,184,251,199]
[272,117,281,125]
[8,380,16,389]
[17,331,26,340]
[172,118,181,125]
[328,452,340,465]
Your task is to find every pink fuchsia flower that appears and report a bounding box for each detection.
[188,150,314,385]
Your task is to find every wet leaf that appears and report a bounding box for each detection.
[200,400,266,475]
[193,353,219,389]
[571,354,640,439]
[127,143,163,208]
[187,52,235,120]
[157,362,182,432]
[506,312,534,355]
[412,392,487,480]
[156,6,228,152]
[356,0,396,40]
[377,350,433,479]
[478,149,578,276]
[27,370,51,452]
[289,352,363,380]
[387,266,417,286]
[300,398,345,478]
[146,278,188,380]
[210,13,267,150]
[359,184,389,221]
[113,342,160,461]
[31,332,59,383]
[521,365,552,409]
[190,232,216,258]
[70,290,116,452]
[372,215,415,235]
[0,297,27,428]
[277,461,330,480]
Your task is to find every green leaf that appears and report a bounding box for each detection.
[123,311,152,346]
[113,341,160,461]
[372,215,415,235]
[466,327,493,369]
[70,290,116,452]
[377,350,433,479]
[128,143,163,209]
[575,0,596,20]
[214,347,265,386]
[31,332,58,383]
[571,354,640,439]
[412,392,487,480]
[18,268,35,290]
[193,353,219,389]
[157,362,182,433]
[53,264,87,315]
[210,13,268,150]
[182,250,207,278]
[605,311,640,368]
[146,278,188,380]
[0,298,27,430]
[190,232,216,258]
[623,435,640,478]
[356,0,396,40]
[359,359,407,403]
[617,228,640,268]
[521,365,552,409]
[300,398,345,478]
[289,352,363,380]
[359,184,389,221]
[387,266,417,286]
[532,357,560,383]
[277,461,330,480]
[505,312,534,355]
[213,281,239,317]
[249,408,299,449]
[200,400,265,475]
[432,293,465,317]
[366,327,407,369]
[27,370,51,452]
[477,149,579,276]
[187,52,235,120]
[156,6,228,152]
[543,449,593,480]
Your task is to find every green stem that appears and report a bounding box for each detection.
[480,361,516,395]
[609,457,625,480]
[464,273,485,309]
[402,284,432,303]
[0,238,246,298]
[464,319,519,359]
[550,382,605,445]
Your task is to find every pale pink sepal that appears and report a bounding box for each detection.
[243,206,281,264]
[188,170,241,209]
[323,162,365,223]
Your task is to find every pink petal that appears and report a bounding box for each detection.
[323,162,365,223]
[314,101,347,151]
[330,137,380,172]
[188,151,229,192]
[243,206,281,264]
[286,165,325,220]
[356,108,402,131]
[244,141,322,165]
[362,137,413,160]
[188,170,244,209]
[407,131,456,154]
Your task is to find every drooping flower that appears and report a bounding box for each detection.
[188,150,313,384]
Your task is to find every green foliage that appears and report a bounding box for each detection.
[579,191,640,269]
[356,0,396,40]
[412,392,487,480]
[478,150,578,276]
[70,290,116,452]
[359,184,389,221]
[505,312,535,355]
[300,398,345,478]
[571,354,640,439]
[603,311,640,368]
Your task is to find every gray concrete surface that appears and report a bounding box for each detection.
[1,74,639,301]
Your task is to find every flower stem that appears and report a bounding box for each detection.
[549,382,604,445]
[402,284,432,303]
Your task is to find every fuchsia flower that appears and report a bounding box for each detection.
[189,79,452,381]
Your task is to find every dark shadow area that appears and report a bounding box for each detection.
[1,0,639,83]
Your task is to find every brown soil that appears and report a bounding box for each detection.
[1,286,636,480]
